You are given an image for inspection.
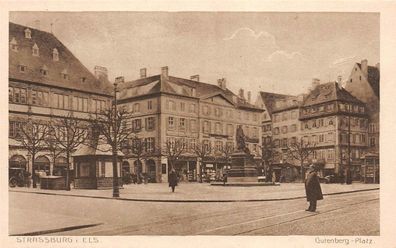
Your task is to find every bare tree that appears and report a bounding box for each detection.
[259,140,279,177]
[50,114,88,190]
[90,107,132,197]
[286,138,316,181]
[192,141,213,183]
[219,143,234,169]
[18,119,49,188]
[44,130,64,176]
[162,139,186,172]
[126,136,159,183]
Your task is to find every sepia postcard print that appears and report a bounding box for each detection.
[2,3,396,248]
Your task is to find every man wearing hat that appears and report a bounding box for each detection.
[305,164,323,212]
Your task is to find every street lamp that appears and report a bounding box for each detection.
[112,77,122,197]
[26,154,31,187]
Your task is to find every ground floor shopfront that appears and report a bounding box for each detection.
[9,147,70,182]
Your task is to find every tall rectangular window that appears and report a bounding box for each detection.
[180,102,185,112]
[146,117,155,131]
[179,118,186,130]
[168,117,175,129]
[100,162,106,177]
[189,104,196,113]
[132,119,142,132]
[147,100,152,110]
[190,120,197,132]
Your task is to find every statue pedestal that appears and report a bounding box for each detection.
[227,151,258,183]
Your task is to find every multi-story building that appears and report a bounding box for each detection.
[300,81,369,179]
[117,67,263,182]
[255,92,293,147]
[344,59,379,154]
[267,96,301,181]
[8,22,114,185]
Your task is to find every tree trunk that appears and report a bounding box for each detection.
[32,155,36,188]
[66,150,71,191]
[112,147,119,197]
[301,161,305,182]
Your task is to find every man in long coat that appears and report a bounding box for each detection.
[305,164,323,212]
[168,169,178,193]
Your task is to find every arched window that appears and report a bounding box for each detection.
[9,155,27,169]
[34,156,50,175]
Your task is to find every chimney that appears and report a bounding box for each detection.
[190,75,200,82]
[247,91,251,103]
[336,75,342,83]
[361,59,368,77]
[239,88,245,99]
[34,20,41,30]
[312,78,320,89]
[115,76,124,85]
[94,65,108,82]
[217,78,227,90]
[140,68,147,78]
[161,66,169,78]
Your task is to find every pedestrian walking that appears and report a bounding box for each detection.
[305,164,323,212]
[169,169,178,193]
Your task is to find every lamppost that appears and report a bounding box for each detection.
[27,154,31,187]
[112,77,121,197]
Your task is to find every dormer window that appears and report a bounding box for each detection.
[81,77,86,83]
[40,65,48,76]
[52,48,59,61]
[24,28,31,39]
[32,43,39,57]
[18,65,27,73]
[61,69,68,80]
[10,37,18,52]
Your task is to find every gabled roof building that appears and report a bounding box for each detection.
[344,59,380,155]
[300,81,369,179]
[117,67,264,183]
[8,22,115,188]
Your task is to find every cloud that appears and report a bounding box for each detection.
[223,27,276,41]
[331,55,356,66]
[266,50,304,62]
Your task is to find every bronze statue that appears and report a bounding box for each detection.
[236,125,248,152]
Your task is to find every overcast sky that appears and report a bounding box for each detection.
[10,12,379,97]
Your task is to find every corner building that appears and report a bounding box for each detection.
[8,22,116,186]
[117,68,263,183]
[300,82,369,179]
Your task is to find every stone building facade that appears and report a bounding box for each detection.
[117,67,263,183]
[300,81,369,179]
[344,59,379,154]
[8,22,116,187]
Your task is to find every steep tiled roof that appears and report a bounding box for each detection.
[259,91,294,116]
[120,74,262,110]
[302,82,363,107]
[357,63,380,98]
[9,22,112,95]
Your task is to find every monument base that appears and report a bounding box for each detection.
[227,176,258,183]
[227,151,258,183]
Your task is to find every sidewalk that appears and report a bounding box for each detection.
[9,182,379,202]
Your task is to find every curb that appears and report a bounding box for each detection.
[10,187,379,203]
[10,223,102,236]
